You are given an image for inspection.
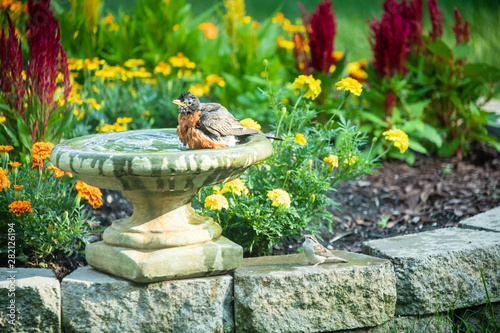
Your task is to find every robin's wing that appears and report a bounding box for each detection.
[313,244,334,257]
[198,103,261,137]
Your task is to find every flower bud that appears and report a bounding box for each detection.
[309,194,316,204]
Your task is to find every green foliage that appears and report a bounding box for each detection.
[0,152,99,266]
[193,71,381,256]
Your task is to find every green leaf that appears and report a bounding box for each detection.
[408,139,428,154]
[16,117,32,150]
[406,100,430,118]
[0,123,20,146]
[422,123,443,147]
[438,139,460,157]
[464,63,500,82]
[221,72,242,93]
[452,44,471,60]
[358,111,387,127]
[425,39,452,60]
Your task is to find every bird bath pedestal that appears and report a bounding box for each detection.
[51,129,273,282]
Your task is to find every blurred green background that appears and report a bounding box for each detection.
[87,0,500,66]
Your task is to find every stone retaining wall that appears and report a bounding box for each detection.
[1,207,499,332]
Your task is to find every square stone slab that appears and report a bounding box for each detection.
[458,206,500,233]
[0,268,60,332]
[363,228,500,315]
[86,236,242,283]
[62,267,234,332]
[234,252,396,333]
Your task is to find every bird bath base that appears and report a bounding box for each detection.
[51,129,272,282]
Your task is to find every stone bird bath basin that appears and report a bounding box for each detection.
[51,129,273,282]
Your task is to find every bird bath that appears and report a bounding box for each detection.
[50,129,273,282]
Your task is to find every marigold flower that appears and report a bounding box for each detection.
[204,193,229,210]
[198,22,218,39]
[240,118,261,131]
[335,77,363,96]
[31,153,43,170]
[0,113,5,122]
[86,98,102,110]
[294,133,307,146]
[154,61,172,76]
[323,154,338,169]
[9,200,32,216]
[130,67,152,78]
[205,74,225,87]
[75,180,103,209]
[221,178,249,196]
[169,52,196,69]
[116,117,133,125]
[343,154,358,166]
[0,168,11,191]
[0,145,14,153]
[333,50,344,63]
[8,162,21,169]
[98,123,127,133]
[47,164,72,178]
[267,189,291,208]
[189,83,208,97]
[124,59,145,68]
[32,142,54,159]
[383,129,409,154]
[292,75,321,100]
[277,36,295,50]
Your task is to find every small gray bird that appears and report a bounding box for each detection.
[173,91,282,149]
[302,235,349,267]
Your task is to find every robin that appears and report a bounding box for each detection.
[173,91,283,149]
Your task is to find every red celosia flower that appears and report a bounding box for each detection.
[25,0,71,138]
[452,7,470,45]
[299,0,336,74]
[0,13,25,116]
[369,0,410,78]
[427,0,443,41]
[399,0,424,53]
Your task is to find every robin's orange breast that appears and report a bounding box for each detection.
[177,111,227,149]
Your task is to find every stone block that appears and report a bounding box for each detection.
[0,268,60,333]
[61,267,233,333]
[458,206,500,233]
[363,228,500,315]
[234,252,396,333]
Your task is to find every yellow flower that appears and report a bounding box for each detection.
[103,13,119,31]
[335,77,363,96]
[130,67,152,78]
[329,64,337,73]
[124,59,145,68]
[267,189,291,208]
[86,98,102,110]
[205,74,226,87]
[143,111,151,116]
[0,145,14,153]
[243,16,252,24]
[343,154,358,166]
[383,129,409,154]
[189,83,208,97]
[74,107,85,121]
[204,193,229,210]
[116,117,132,125]
[169,52,196,69]
[75,180,103,209]
[98,123,127,133]
[240,118,261,131]
[323,155,339,169]
[83,57,105,71]
[8,162,21,169]
[347,62,368,82]
[221,178,248,196]
[294,133,307,146]
[277,36,295,50]
[95,66,119,79]
[272,12,285,24]
[292,75,322,100]
[154,61,172,76]
[32,142,54,160]
[0,112,5,123]
[0,168,11,191]
[9,200,32,216]
[172,24,179,31]
[198,22,218,39]
[333,51,345,63]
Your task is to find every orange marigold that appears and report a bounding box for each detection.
[9,200,33,216]
[8,162,21,169]
[47,164,73,178]
[0,145,14,153]
[75,180,103,209]
[32,142,54,159]
[31,153,44,170]
[0,168,11,191]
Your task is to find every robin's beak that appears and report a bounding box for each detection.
[172,99,186,107]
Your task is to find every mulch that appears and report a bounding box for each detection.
[33,143,500,279]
